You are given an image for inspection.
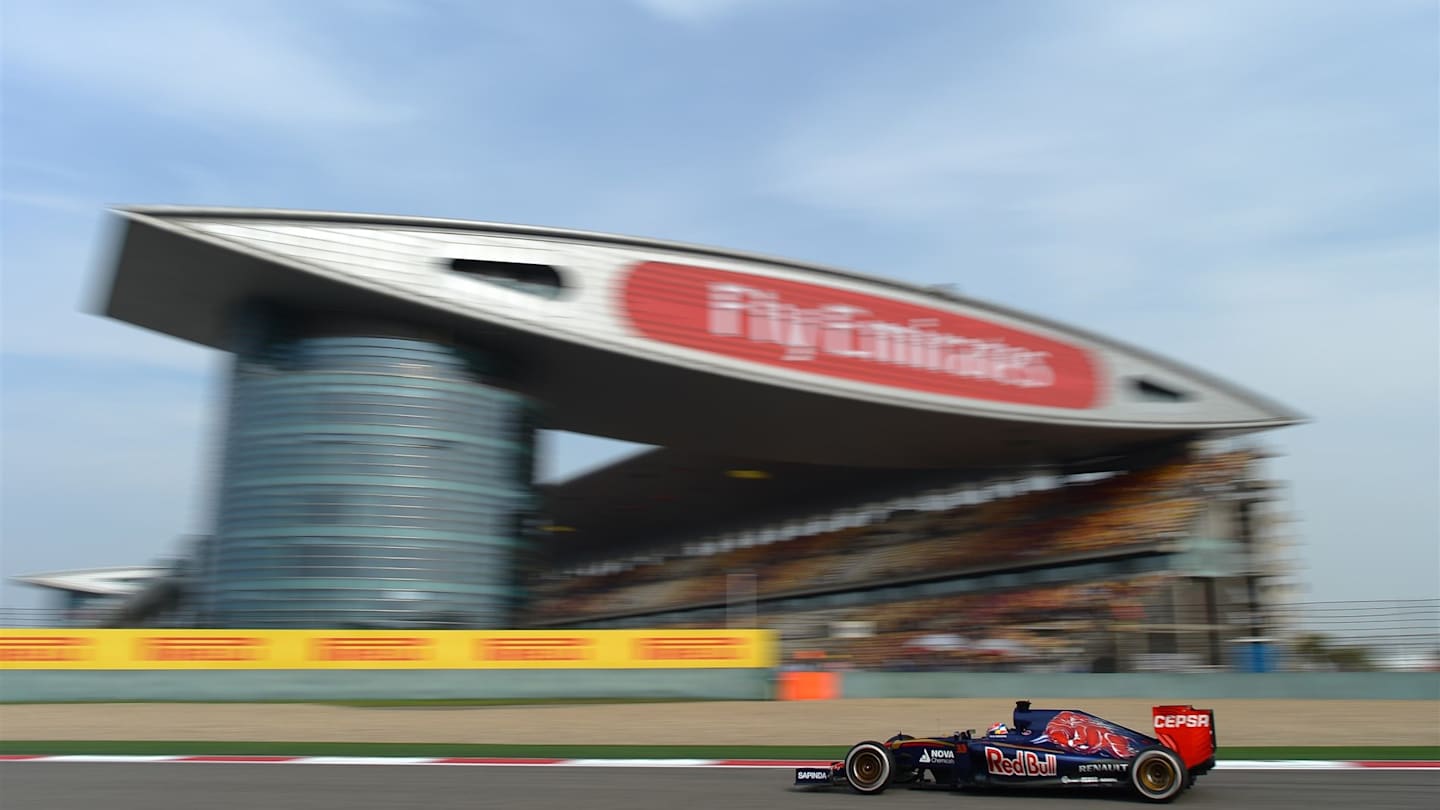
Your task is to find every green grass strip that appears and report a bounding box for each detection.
[0,741,1435,760]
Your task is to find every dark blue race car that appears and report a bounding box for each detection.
[794,701,1216,803]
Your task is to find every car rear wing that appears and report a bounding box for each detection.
[1152,705,1216,769]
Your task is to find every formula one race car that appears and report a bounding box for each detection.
[794,701,1215,803]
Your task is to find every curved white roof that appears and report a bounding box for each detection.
[101,207,1303,468]
[13,567,165,596]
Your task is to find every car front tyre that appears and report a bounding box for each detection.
[844,741,894,795]
[1130,747,1188,803]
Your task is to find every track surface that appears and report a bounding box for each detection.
[7,700,1437,746]
[2,764,1436,810]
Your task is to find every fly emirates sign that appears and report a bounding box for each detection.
[621,262,1099,409]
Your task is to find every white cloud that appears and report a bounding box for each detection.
[766,1,1435,313]
[765,1,1431,230]
[631,0,773,25]
[1,1,412,133]
[1125,240,1437,405]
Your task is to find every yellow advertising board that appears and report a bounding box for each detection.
[0,628,777,670]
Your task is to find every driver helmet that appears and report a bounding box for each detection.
[987,722,1009,737]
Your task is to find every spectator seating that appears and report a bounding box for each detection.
[528,450,1254,626]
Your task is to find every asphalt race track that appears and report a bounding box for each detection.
[2,764,1436,810]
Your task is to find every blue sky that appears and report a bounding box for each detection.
[1,0,1436,610]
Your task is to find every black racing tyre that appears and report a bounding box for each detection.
[1129,746,1188,803]
[844,740,895,795]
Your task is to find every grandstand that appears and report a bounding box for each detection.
[524,443,1290,672]
[8,207,1313,672]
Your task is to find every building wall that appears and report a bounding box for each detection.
[204,309,538,628]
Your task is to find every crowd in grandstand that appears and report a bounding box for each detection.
[527,449,1259,671]
[775,575,1170,672]
[531,452,1250,618]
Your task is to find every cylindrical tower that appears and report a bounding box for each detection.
[202,308,537,628]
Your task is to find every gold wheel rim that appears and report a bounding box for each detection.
[852,751,883,785]
[1139,757,1175,792]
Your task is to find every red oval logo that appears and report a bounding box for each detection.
[620,262,1100,409]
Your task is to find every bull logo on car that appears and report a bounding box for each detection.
[985,748,1058,777]
[1042,711,1136,759]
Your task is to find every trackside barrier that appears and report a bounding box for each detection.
[0,669,773,702]
[775,671,839,700]
[0,628,779,701]
[0,628,776,670]
[839,671,1440,700]
[2,669,1436,703]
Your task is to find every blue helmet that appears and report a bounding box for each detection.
[987,722,1010,737]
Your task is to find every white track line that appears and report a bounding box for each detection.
[564,758,720,767]
[1219,760,1349,770]
[27,755,180,764]
[293,757,438,766]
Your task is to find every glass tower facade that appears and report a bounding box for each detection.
[204,310,537,628]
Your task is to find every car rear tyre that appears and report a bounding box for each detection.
[1129,746,1187,803]
[844,741,894,795]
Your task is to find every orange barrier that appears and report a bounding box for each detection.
[776,670,839,700]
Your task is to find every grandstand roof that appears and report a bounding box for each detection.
[101,207,1303,558]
